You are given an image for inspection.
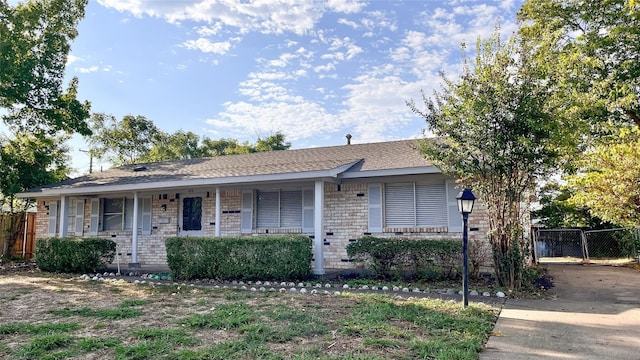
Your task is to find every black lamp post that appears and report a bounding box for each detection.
[456,188,476,308]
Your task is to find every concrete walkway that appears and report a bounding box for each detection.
[480,264,640,359]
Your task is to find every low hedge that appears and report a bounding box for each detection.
[346,236,463,281]
[166,235,313,281]
[35,237,116,273]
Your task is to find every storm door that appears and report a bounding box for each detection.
[179,195,203,236]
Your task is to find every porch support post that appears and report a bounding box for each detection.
[313,180,325,275]
[58,196,68,237]
[215,187,221,237]
[130,192,140,267]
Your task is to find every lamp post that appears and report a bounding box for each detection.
[456,188,476,308]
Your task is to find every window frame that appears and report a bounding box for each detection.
[100,196,152,232]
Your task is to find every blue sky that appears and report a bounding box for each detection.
[61,0,522,174]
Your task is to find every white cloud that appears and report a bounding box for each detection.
[66,54,83,66]
[98,0,362,36]
[339,73,428,142]
[206,99,341,142]
[182,38,231,54]
[77,65,99,73]
[337,18,358,29]
[314,63,336,73]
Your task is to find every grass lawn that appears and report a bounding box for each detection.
[0,272,499,359]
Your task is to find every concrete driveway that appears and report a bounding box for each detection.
[480,264,640,360]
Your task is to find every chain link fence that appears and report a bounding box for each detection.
[533,227,640,264]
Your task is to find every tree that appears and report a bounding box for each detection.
[253,132,291,152]
[532,181,616,229]
[143,130,204,162]
[407,32,570,289]
[0,133,70,257]
[567,127,640,227]
[0,0,91,137]
[88,113,160,165]
[200,138,252,156]
[519,0,640,131]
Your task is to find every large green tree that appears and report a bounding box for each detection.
[0,0,91,137]
[520,0,640,228]
[519,0,640,131]
[143,130,204,162]
[408,33,570,289]
[568,127,640,227]
[88,113,160,165]
[0,133,70,256]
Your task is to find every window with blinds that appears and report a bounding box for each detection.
[383,182,448,227]
[256,190,305,229]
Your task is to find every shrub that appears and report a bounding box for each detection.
[166,235,312,281]
[346,236,463,281]
[35,237,116,273]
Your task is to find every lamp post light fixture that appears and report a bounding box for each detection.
[456,188,476,308]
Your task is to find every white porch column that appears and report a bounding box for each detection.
[58,196,69,237]
[215,187,221,237]
[313,180,325,275]
[131,192,140,266]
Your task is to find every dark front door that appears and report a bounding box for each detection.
[180,196,203,235]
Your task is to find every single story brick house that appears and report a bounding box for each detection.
[17,139,488,274]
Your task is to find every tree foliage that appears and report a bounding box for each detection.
[0,133,70,211]
[567,127,640,227]
[407,32,569,289]
[0,0,91,137]
[520,0,640,228]
[87,113,292,165]
[532,181,616,229]
[519,0,640,130]
[88,113,160,165]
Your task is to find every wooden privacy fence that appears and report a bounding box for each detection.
[0,212,36,260]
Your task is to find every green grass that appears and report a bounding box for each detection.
[0,322,82,335]
[76,337,121,351]
[182,302,254,329]
[15,333,75,359]
[49,306,143,319]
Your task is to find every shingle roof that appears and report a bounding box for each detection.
[19,139,435,197]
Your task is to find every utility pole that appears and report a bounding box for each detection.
[79,149,93,174]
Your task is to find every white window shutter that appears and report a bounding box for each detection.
[89,199,100,235]
[302,189,314,233]
[368,184,383,233]
[241,191,253,233]
[141,197,152,235]
[47,201,58,237]
[74,200,85,235]
[446,180,462,232]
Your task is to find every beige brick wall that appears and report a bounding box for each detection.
[320,183,488,269]
[32,182,491,269]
